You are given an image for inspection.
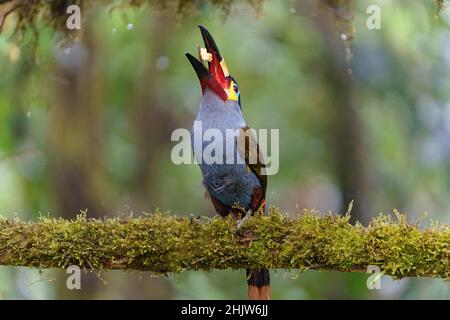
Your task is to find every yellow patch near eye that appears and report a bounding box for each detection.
[227,81,238,102]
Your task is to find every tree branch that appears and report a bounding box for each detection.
[0,209,448,279]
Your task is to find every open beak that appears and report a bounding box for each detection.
[186,25,230,101]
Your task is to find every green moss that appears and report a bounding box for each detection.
[0,208,448,279]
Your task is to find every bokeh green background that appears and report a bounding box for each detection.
[0,0,449,299]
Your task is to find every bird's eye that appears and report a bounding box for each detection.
[233,83,239,94]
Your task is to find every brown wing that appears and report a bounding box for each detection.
[237,126,267,198]
[207,127,268,217]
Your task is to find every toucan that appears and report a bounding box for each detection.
[186,25,270,300]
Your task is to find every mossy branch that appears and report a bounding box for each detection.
[0,209,448,279]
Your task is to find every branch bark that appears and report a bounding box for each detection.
[0,209,448,279]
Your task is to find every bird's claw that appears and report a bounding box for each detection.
[189,214,200,224]
[236,209,252,234]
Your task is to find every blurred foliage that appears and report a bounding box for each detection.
[0,0,449,299]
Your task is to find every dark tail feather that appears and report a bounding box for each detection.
[247,269,271,300]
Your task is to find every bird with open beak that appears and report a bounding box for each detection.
[186,25,270,300]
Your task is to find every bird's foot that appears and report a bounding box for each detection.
[189,214,201,224]
[236,209,252,234]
